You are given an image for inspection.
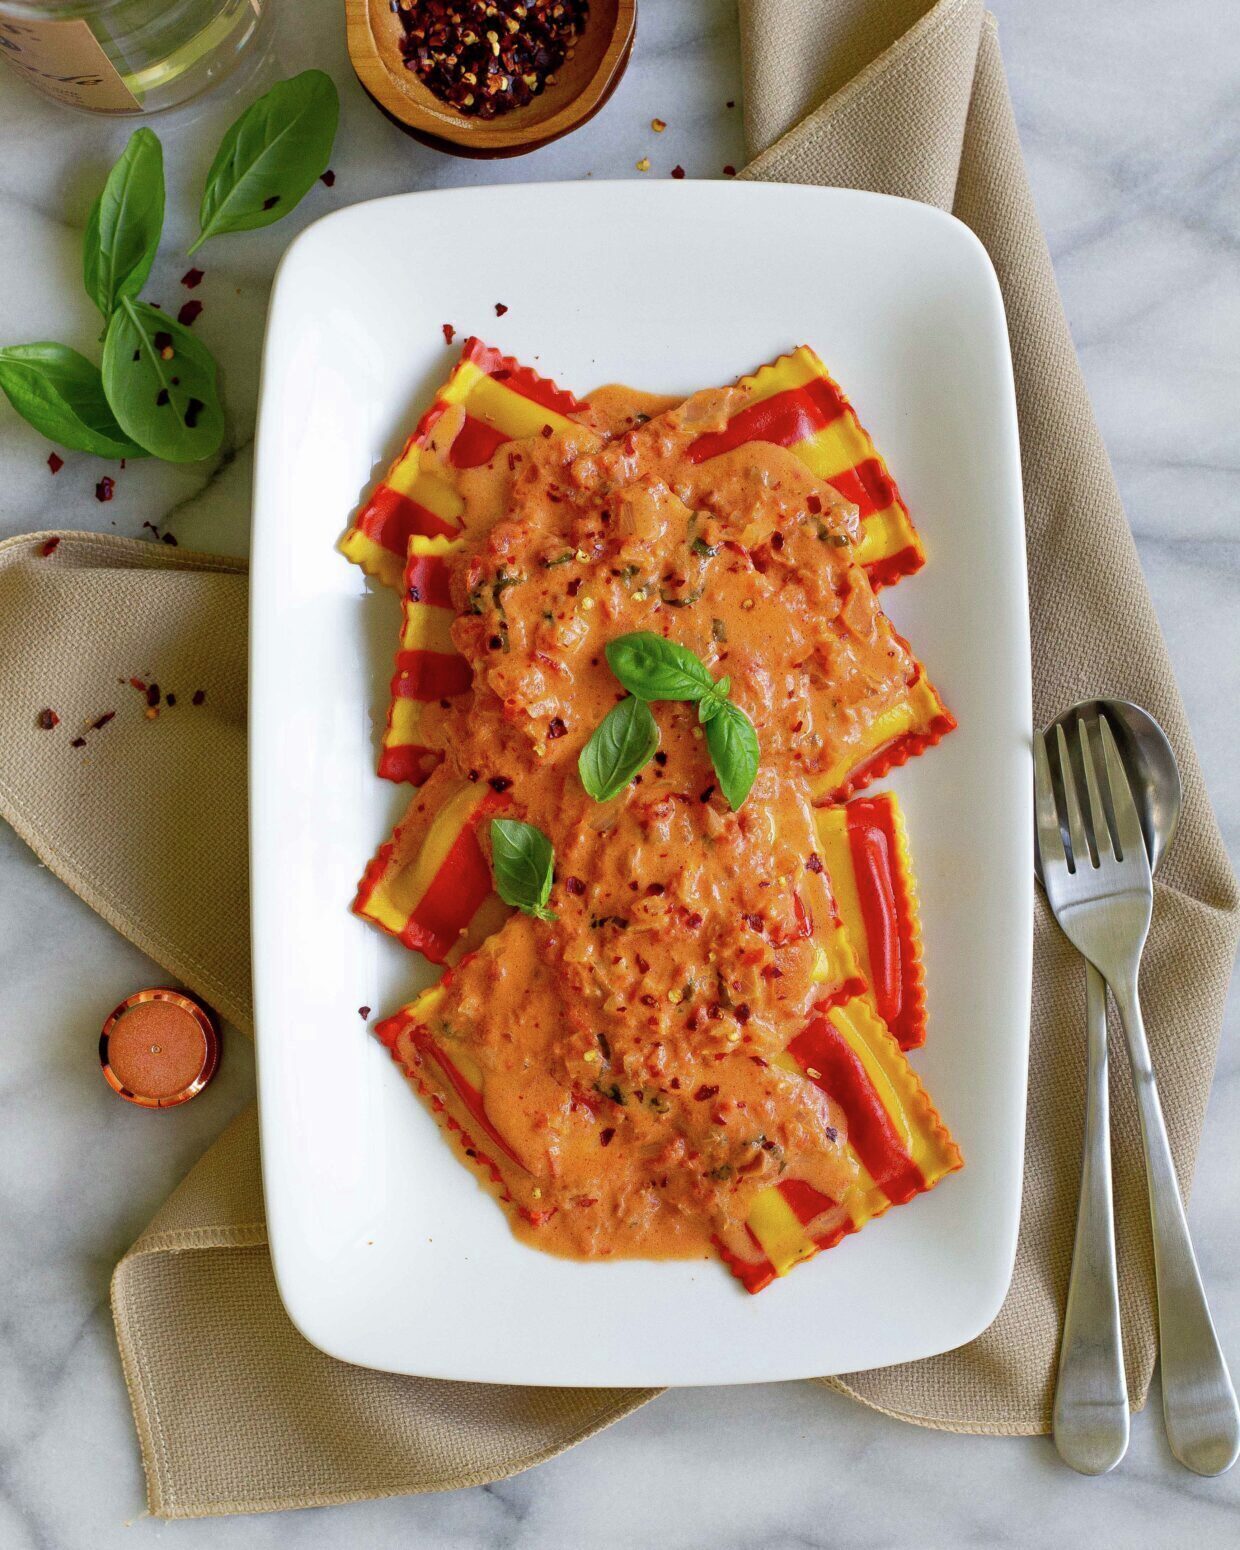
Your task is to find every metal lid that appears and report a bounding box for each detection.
[99,987,220,1108]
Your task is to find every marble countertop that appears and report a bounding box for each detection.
[1,1,1237,1544]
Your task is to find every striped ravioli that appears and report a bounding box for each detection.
[340,337,592,590]
[378,535,470,785]
[352,770,511,964]
[815,793,927,1051]
[716,997,961,1294]
[687,344,925,589]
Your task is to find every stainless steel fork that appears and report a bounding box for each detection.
[1035,713,1240,1475]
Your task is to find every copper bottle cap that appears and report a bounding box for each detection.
[99,987,220,1108]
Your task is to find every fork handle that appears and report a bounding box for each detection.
[1053,960,1129,1474]
[1110,976,1240,1475]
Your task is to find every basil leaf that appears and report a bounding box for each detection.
[101,299,224,462]
[579,695,659,802]
[605,631,716,703]
[490,817,557,921]
[0,343,145,458]
[189,70,339,254]
[83,127,164,319]
[704,699,760,810]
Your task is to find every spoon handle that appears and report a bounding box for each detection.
[1053,959,1129,1474]
[1110,975,1240,1475]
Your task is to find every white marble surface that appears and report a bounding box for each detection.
[1,0,1237,1543]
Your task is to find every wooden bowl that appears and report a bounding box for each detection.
[345,1,637,159]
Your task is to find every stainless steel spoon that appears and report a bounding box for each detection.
[1036,699,1180,1475]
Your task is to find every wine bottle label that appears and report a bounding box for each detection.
[0,15,141,112]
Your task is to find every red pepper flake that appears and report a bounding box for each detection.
[95,477,115,502]
[495,302,508,317]
[442,322,456,345]
[153,330,173,352]
[488,775,512,792]
[177,299,203,327]
[184,397,204,428]
[70,737,86,748]
[358,1004,371,1019]
[599,1127,615,1147]
[262,195,280,211]
[807,493,822,515]
[320,169,336,188]
[564,876,585,896]
[166,692,176,707]
[46,454,63,476]
[653,750,668,767]
[181,267,204,289]
[694,1084,719,1102]
[90,711,116,731]
[722,165,737,177]
[145,682,161,708]
[39,535,61,555]
[128,677,146,691]
[699,785,715,803]
[396,0,588,119]
[686,911,703,929]
[36,708,59,730]
[726,100,735,109]
[540,423,553,438]
[191,689,206,706]
[805,852,824,874]
[547,715,567,740]
[735,1003,751,1025]
[670,165,686,179]
[741,912,763,932]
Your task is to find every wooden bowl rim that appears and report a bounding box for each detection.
[345,0,637,152]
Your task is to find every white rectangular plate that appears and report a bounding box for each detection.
[251,181,1031,1387]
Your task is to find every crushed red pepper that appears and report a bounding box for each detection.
[36,708,59,730]
[46,454,63,475]
[95,477,115,502]
[396,0,588,118]
[320,169,336,188]
[495,302,509,317]
[442,323,456,345]
[177,300,203,327]
[39,536,61,556]
[181,267,204,289]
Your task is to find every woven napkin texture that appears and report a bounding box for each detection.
[0,0,1234,1516]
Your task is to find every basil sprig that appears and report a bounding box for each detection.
[0,344,145,458]
[190,71,339,254]
[2,74,337,468]
[102,299,224,462]
[583,631,760,810]
[82,127,164,321]
[490,818,557,922]
[579,695,660,802]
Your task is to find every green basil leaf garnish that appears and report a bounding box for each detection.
[189,70,339,254]
[704,699,760,810]
[101,299,224,462]
[605,631,716,703]
[82,127,165,320]
[579,695,659,802]
[490,817,557,921]
[0,343,145,458]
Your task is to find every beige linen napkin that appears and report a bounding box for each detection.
[0,0,1235,1517]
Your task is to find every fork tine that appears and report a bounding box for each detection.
[1099,714,1149,868]
[1034,731,1069,872]
[1077,716,1114,859]
[1056,723,1090,870]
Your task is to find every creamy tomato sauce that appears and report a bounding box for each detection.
[396,384,926,1264]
